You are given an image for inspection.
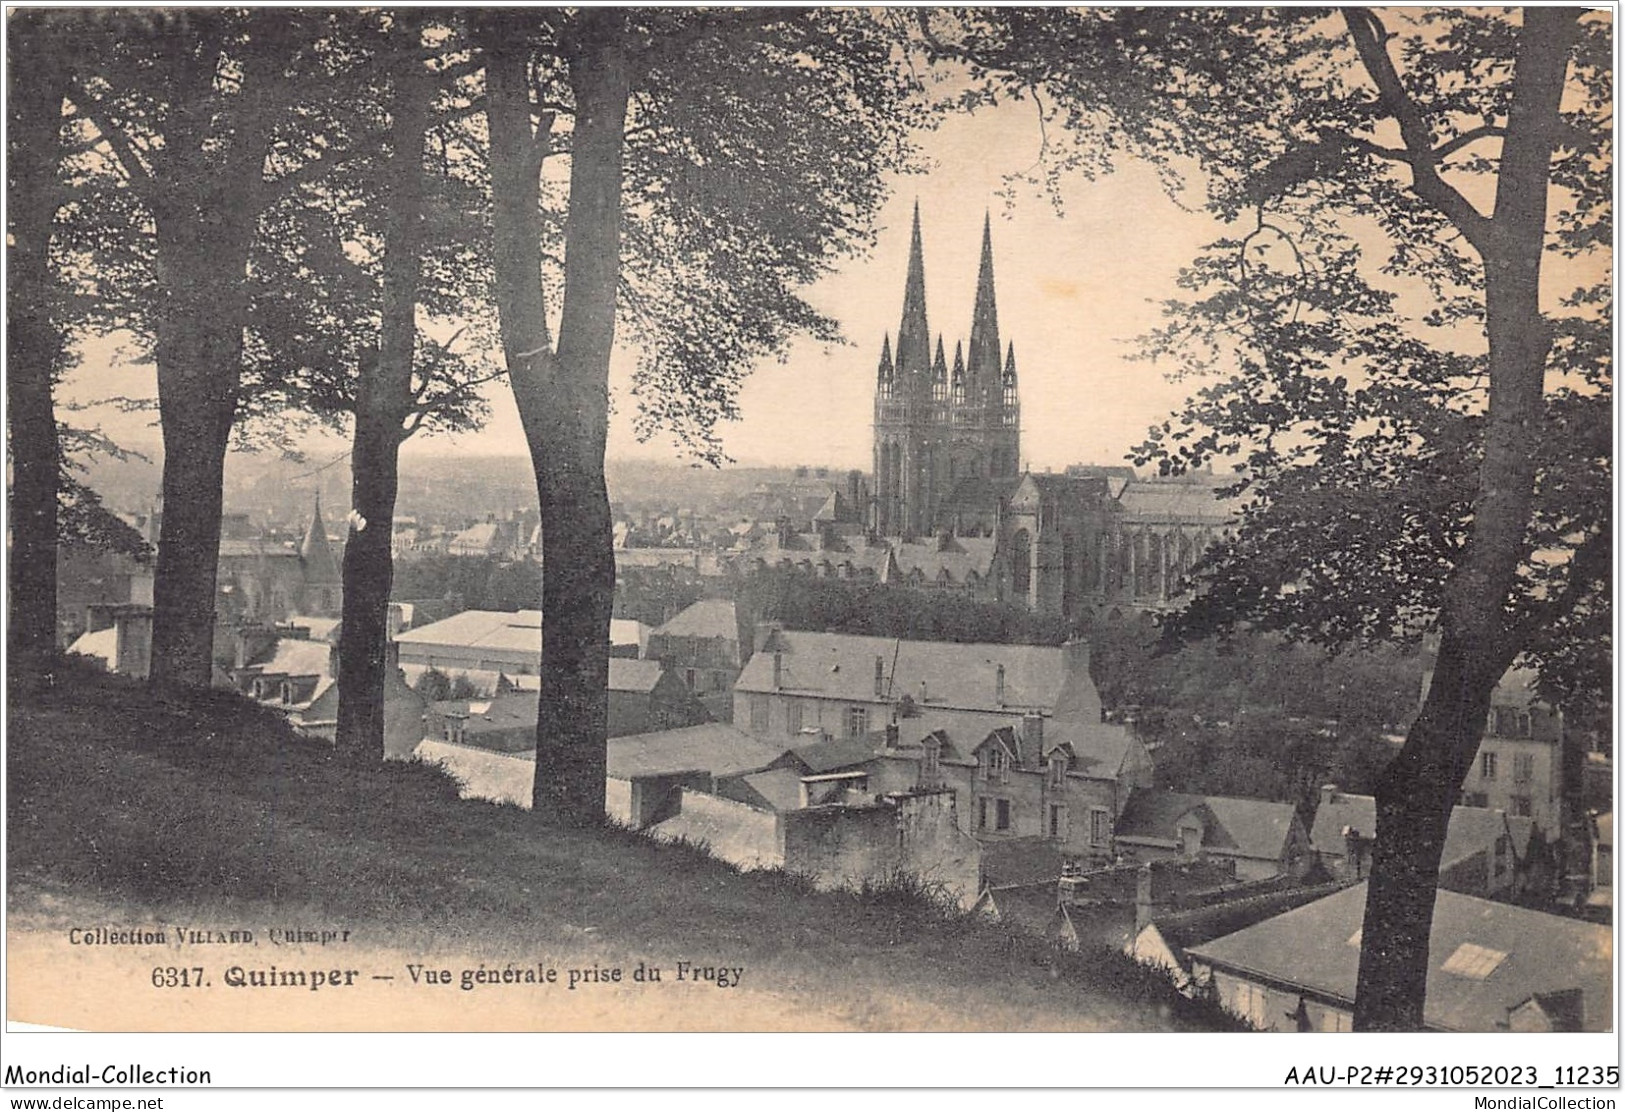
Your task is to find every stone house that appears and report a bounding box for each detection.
[1113,789,1313,882]
[1310,786,1520,899]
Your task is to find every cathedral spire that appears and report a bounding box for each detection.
[300,493,339,585]
[895,200,931,378]
[967,211,1001,392]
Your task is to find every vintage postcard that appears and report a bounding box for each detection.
[4,4,1616,1095]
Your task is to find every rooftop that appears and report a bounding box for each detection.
[606,722,783,780]
[1117,790,1300,862]
[1187,882,1613,1032]
[737,629,1086,716]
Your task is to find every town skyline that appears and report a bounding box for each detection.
[60,93,1230,475]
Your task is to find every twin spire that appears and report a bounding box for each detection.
[877,203,1014,404]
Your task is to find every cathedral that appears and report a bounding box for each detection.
[868,206,1238,621]
[872,205,1021,538]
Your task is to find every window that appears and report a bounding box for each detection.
[1513,754,1535,783]
[873,655,885,697]
[1048,804,1066,840]
[995,799,1012,832]
[684,668,697,692]
[749,695,771,733]
[786,701,803,736]
[1598,846,1612,887]
[845,706,868,738]
[1090,808,1111,847]
[995,664,1006,704]
[1480,751,1498,780]
[1048,755,1067,789]
[977,798,990,831]
[1496,708,1532,738]
[1510,795,1533,818]
[1441,943,1507,980]
[984,747,1009,783]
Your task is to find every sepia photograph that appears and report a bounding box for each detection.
[3,2,1616,1098]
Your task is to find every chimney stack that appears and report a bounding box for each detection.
[1320,783,1340,807]
[1134,864,1156,932]
[1023,712,1044,754]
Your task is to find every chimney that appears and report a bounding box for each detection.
[1023,712,1044,754]
[1342,825,1365,881]
[235,624,278,671]
[918,678,928,704]
[1134,864,1156,932]
[1320,783,1340,807]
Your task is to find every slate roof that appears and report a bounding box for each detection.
[1311,793,1512,869]
[247,638,332,678]
[448,522,508,553]
[1117,789,1300,862]
[610,658,665,694]
[1043,718,1142,780]
[1187,882,1614,1032]
[736,630,1072,714]
[1142,883,1346,955]
[605,722,783,780]
[654,598,739,642]
[218,538,300,560]
[786,735,882,774]
[397,610,544,654]
[981,837,1069,887]
[727,768,807,812]
[890,536,998,583]
[1115,474,1239,525]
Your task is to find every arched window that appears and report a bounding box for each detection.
[1011,529,1032,596]
[932,367,947,402]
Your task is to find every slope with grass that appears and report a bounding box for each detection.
[6,662,1238,1032]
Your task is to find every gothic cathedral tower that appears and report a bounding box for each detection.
[872,206,1020,538]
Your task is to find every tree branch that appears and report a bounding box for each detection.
[63,84,156,200]
[1343,8,1492,248]
[1434,124,1506,160]
[1507,528,1611,648]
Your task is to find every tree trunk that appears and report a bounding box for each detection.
[6,15,68,665]
[146,40,279,690]
[147,218,260,688]
[1352,7,1582,1031]
[480,12,631,824]
[336,25,430,761]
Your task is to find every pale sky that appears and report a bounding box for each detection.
[62,98,1231,474]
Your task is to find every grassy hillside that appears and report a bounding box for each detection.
[7,661,1237,1032]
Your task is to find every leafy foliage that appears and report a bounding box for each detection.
[739,566,1071,646]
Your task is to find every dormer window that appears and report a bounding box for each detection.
[984,746,1009,784]
[1048,754,1067,788]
